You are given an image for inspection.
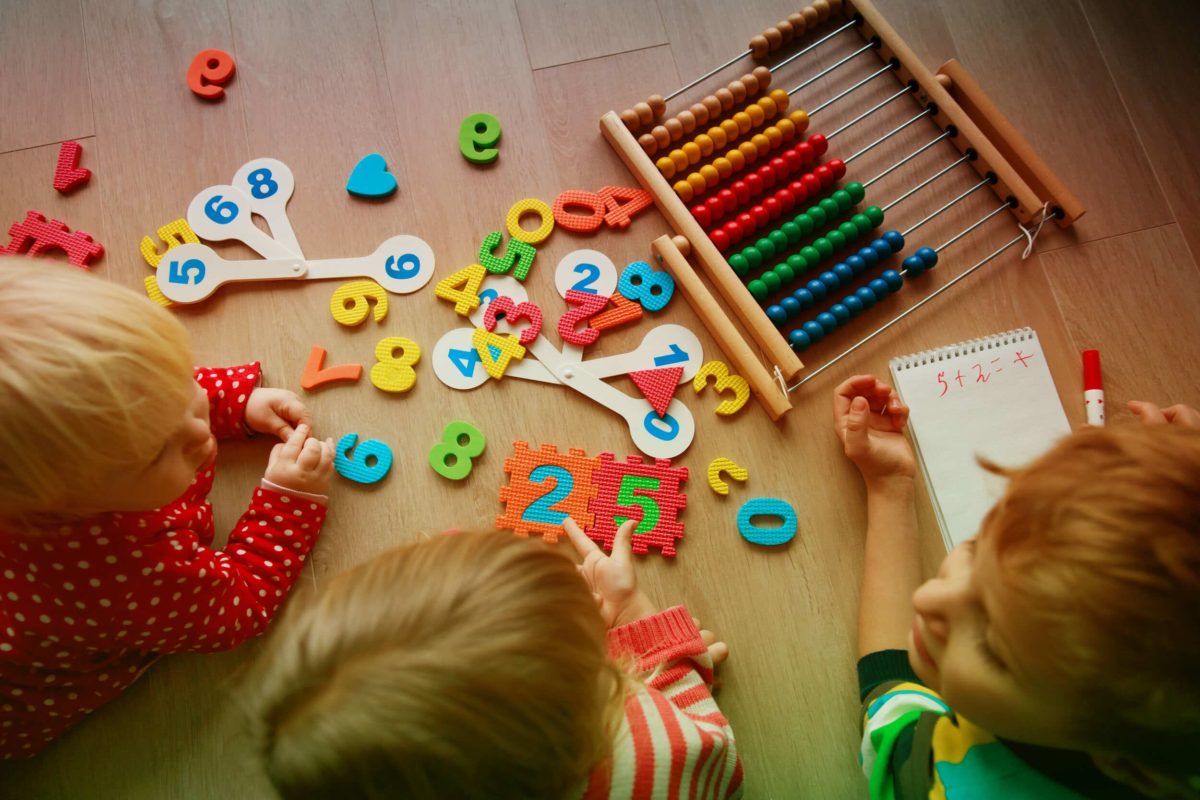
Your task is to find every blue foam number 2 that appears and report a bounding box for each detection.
[643,410,681,441]
[204,194,239,225]
[570,262,601,294]
[386,253,420,280]
[334,433,394,485]
[247,168,279,200]
[736,498,798,546]
[448,347,482,377]
[167,257,205,285]
[521,465,574,524]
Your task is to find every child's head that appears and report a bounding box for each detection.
[245,531,623,800]
[0,259,202,520]
[907,423,1200,783]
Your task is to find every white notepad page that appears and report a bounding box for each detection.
[889,328,1071,550]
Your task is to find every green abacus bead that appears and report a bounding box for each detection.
[787,253,807,274]
[832,189,852,211]
[775,263,795,283]
[796,213,815,237]
[807,206,827,228]
[838,221,858,240]
[800,245,821,265]
[819,197,839,218]
[729,253,750,275]
[851,213,873,235]
[744,247,763,270]
[755,237,775,259]
[768,229,789,252]
[781,221,802,246]
[748,279,768,301]
[814,237,834,260]
[847,182,866,204]
[826,230,847,250]
[761,270,782,292]
[865,205,885,227]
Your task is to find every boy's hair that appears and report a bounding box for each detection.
[0,260,195,520]
[244,532,624,800]
[984,423,1200,774]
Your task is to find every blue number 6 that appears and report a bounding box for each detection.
[204,194,239,224]
[167,258,206,285]
[386,253,420,279]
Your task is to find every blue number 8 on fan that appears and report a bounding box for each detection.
[246,167,278,199]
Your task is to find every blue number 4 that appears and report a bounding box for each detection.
[448,348,482,377]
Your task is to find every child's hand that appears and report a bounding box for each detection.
[564,518,658,629]
[264,424,334,496]
[246,388,313,440]
[694,616,729,666]
[1128,400,1200,428]
[833,374,916,489]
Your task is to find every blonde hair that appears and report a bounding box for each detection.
[0,259,195,520]
[983,424,1200,774]
[244,532,625,799]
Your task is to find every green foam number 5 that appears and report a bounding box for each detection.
[459,113,501,165]
[429,420,486,480]
[614,475,662,533]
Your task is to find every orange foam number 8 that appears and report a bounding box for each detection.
[369,337,420,393]
[330,280,388,326]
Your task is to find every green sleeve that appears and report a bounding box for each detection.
[858,649,921,701]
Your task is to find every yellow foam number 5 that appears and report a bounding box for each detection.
[370,336,420,393]
[692,360,751,416]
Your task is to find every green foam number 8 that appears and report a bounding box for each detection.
[428,420,486,480]
[459,113,501,165]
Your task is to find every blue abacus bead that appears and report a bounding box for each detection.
[833,262,854,284]
[805,279,827,302]
[855,286,876,308]
[883,230,905,253]
[819,271,840,291]
[781,296,802,319]
[748,279,768,302]
[858,246,879,267]
[845,255,866,276]
[788,328,812,352]
[870,238,892,260]
[902,254,926,277]
[816,311,838,333]
[882,269,903,292]
[868,277,890,298]
[802,320,825,343]
[830,303,851,324]
[793,288,815,310]
[916,246,938,268]
[843,294,864,316]
[766,304,788,326]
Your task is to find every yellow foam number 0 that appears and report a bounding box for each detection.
[505,198,554,244]
[471,328,525,379]
[435,264,486,315]
[330,280,388,326]
[370,336,420,393]
[692,360,751,416]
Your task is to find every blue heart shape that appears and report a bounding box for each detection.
[346,153,398,198]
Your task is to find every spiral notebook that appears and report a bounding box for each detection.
[889,328,1071,551]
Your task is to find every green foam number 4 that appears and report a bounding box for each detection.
[614,475,662,533]
[459,113,501,165]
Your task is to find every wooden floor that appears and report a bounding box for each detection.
[2,0,1199,796]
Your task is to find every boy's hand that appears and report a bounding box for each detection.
[264,424,334,496]
[246,388,312,440]
[1128,400,1200,428]
[833,374,916,489]
[565,518,658,629]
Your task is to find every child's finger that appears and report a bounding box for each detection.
[699,628,716,646]
[278,424,310,461]
[843,396,870,455]
[279,395,313,429]
[833,375,880,422]
[611,519,638,571]
[1128,400,1166,424]
[297,438,323,470]
[1163,404,1200,428]
[564,517,601,558]
[708,640,730,665]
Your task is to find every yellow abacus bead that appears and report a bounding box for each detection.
[690,102,710,126]
[734,112,752,134]
[765,126,783,147]
[674,180,694,203]
[682,141,702,164]
[814,0,831,21]
[699,164,719,186]
[720,118,739,140]
[638,133,657,155]
[747,104,766,126]
[678,110,697,133]
[776,118,796,139]
[770,89,789,110]
[751,133,770,152]
[764,27,783,50]
[715,87,734,110]
[635,102,654,126]
[759,96,778,118]
[802,7,818,27]
[750,34,769,59]
[789,109,810,133]
[648,94,667,117]
[714,157,733,179]
[688,172,708,196]
[656,156,676,178]
[708,126,728,149]
[670,150,689,172]
[665,118,684,140]
[727,149,746,171]
[695,134,714,157]
[730,81,747,104]
[739,141,758,162]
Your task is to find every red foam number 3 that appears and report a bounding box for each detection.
[483,296,543,345]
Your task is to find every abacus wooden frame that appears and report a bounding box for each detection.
[599,0,1083,420]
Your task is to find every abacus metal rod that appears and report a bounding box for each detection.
[885,157,976,215]
[827,84,915,142]
[665,51,752,103]
[844,106,936,164]
[770,19,862,74]
[789,229,1026,390]
[786,40,879,97]
[808,61,897,118]
[934,201,1013,252]
[900,177,991,236]
[864,130,956,188]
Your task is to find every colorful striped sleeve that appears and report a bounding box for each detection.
[860,680,951,800]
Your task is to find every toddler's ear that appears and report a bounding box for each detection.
[1092,753,1199,800]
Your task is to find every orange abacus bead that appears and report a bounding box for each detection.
[776,20,795,43]
[670,107,807,203]
[730,81,747,104]
[682,141,702,164]
[657,156,676,178]
[715,87,734,110]
[638,133,657,155]
[750,35,769,59]
[703,96,722,118]
[814,0,831,21]
[665,118,683,139]
[803,6,818,26]
[764,27,783,51]
[720,118,739,139]
[670,150,689,172]
[648,95,667,117]
[727,149,745,171]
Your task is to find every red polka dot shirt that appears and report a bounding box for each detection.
[0,364,328,759]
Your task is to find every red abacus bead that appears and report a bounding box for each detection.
[733,181,751,204]
[796,142,814,164]
[745,172,763,197]
[802,173,821,195]
[777,188,796,213]
[784,148,804,172]
[810,134,828,156]
[815,165,832,186]
[789,179,808,203]
[758,165,776,189]
[692,204,711,227]
[829,159,847,180]
[736,212,754,232]
[707,196,725,221]
[764,197,782,220]
[710,228,731,252]
[718,189,737,214]
[752,204,770,227]
[725,220,744,244]
[770,157,788,176]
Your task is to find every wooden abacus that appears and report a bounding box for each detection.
[600,0,1083,420]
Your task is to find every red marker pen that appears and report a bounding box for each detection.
[1083,350,1104,426]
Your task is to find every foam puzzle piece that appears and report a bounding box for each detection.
[330,280,388,326]
[707,457,749,496]
[459,113,501,164]
[300,345,363,391]
[557,289,608,347]
[187,48,236,99]
[335,433,393,485]
[737,497,797,546]
[589,291,643,332]
[505,198,554,244]
[429,420,486,480]
[629,367,684,417]
[552,190,606,234]
[53,141,91,193]
[370,336,420,393]
[497,442,601,543]
[598,185,653,230]
[693,360,751,416]
[482,296,542,345]
[588,453,688,557]
[346,153,398,197]
[2,211,104,268]
[140,218,200,269]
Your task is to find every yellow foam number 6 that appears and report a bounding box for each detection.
[370,336,420,393]
[692,360,750,416]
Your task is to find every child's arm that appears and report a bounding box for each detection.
[833,375,921,657]
[194,363,312,441]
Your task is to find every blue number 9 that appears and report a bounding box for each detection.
[204,194,239,224]
[386,253,420,279]
[167,257,206,285]
[643,410,681,441]
[247,168,279,200]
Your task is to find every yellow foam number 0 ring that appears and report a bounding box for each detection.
[505,198,554,244]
